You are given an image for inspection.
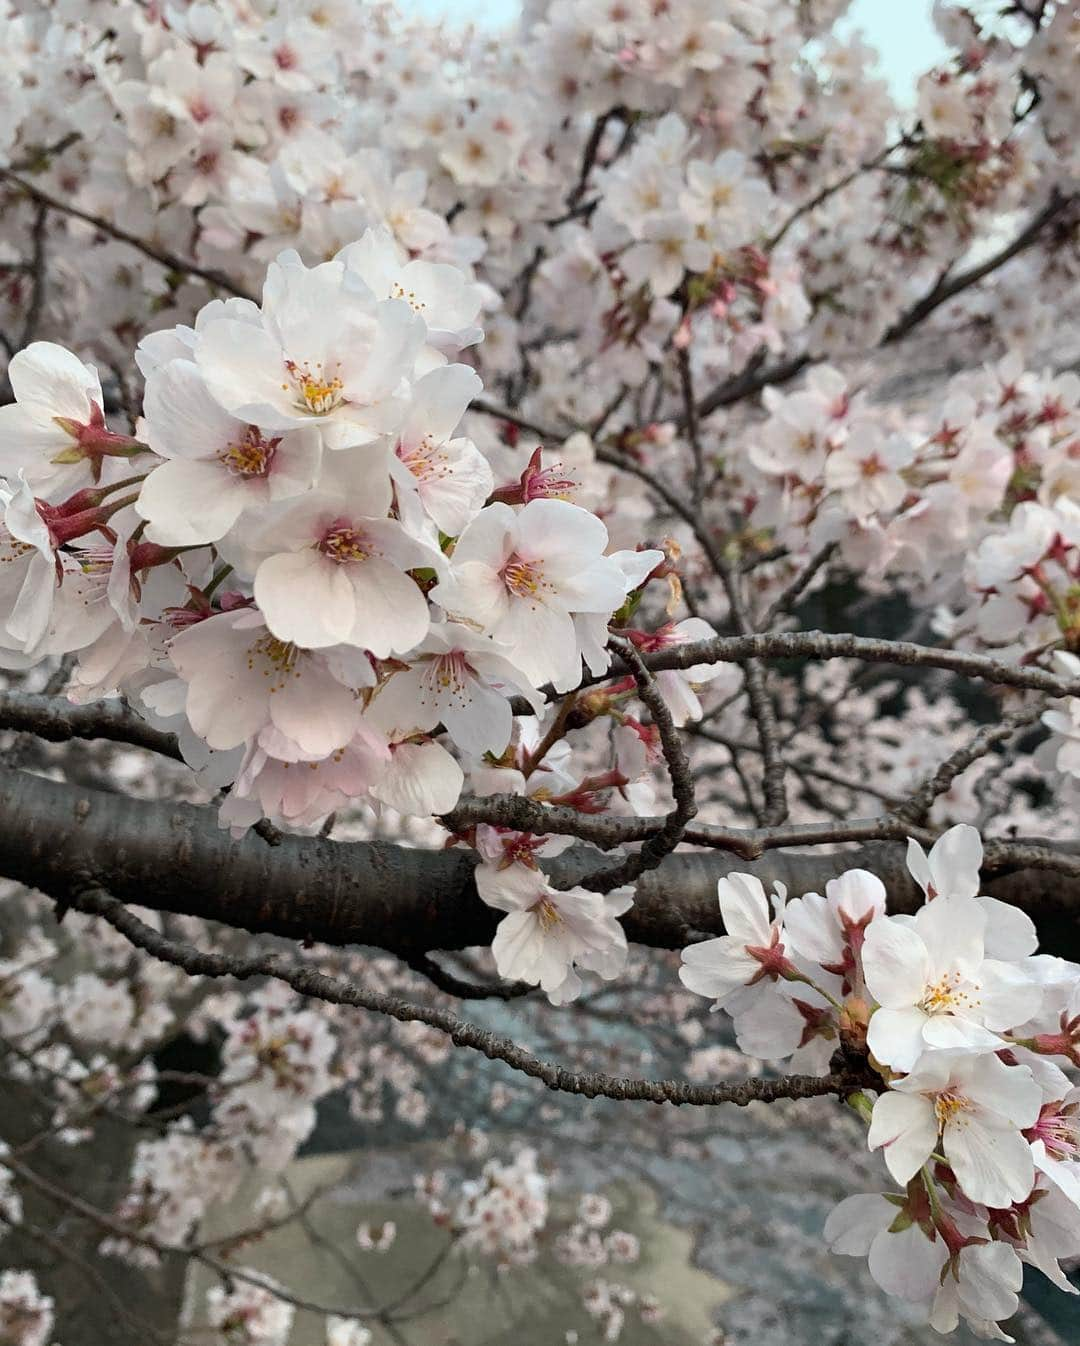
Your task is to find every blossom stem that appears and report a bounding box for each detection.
[523,692,577,778]
[202,563,234,601]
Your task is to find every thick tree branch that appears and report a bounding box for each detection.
[2,768,1078,965]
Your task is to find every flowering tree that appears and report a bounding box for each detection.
[1,0,1080,1340]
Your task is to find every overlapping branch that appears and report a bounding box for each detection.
[59,887,870,1108]
[2,766,1078,967]
[0,168,255,301]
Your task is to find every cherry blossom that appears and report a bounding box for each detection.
[679,873,796,1009]
[136,357,322,545]
[0,342,139,499]
[868,1052,1042,1204]
[246,477,437,657]
[166,606,372,756]
[475,861,631,1005]
[367,622,542,758]
[431,499,641,690]
[194,252,425,450]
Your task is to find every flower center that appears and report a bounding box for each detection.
[917,970,980,1015]
[422,651,470,706]
[218,426,279,477]
[502,555,547,599]
[247,634,302,691]
[284,359,344,415]
[534,897,562,931]
[1027,1103,1080,1161]
[0,533,34,564]
[934,1090,973,1128]
[390,281,427,314]
[397,435,450,482]
[71,546,114,606]
[318,524,369,565]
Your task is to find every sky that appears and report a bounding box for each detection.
[406,0,952,106]
[834,0,950,102]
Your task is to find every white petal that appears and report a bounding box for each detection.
[956,1243,1022,1324]
[679,937,760,1003]
[137,458,249,545]
[372,740,463,816]
[716,872,772,944]
[268,662,361,757]
[142,357,241,460]
[927,823,983,899]
[915,895,985,978]
[826,868,887,922]
[868,1090,939,1186]
[962,1054,1042,1129]
[920,1014,1003,1053]
[346,558,430,657]
[977,896,1038,960]
[254,550,356,649]
[944,1115,1034,1207]
[783,891,841,964]
[823,1194,891,1255]
[866,1005,929,1073]
[863,918,930,1009]
[9,341,99,422]
[868,1224,947,1302]
[980,959,1043,1033]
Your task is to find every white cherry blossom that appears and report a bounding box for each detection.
[863,892,1041,1072]
[431,499,634,689]
[195,250,425,450]
[476,861,631,1005]
[868,1052,1042,1204]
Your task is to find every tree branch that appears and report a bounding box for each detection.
[570,637,697,893]
[615,629,1080,699]
[883,190,1075,344]
[894,700,1046,824]
[0,691,182,760]
[2,768,1079,965]
[0,168,255,301]
[56,887,870,1109]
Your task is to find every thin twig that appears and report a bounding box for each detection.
[58,886,869,1108]
[0,167,255,300]
[895,700,1047,824]
[883,190,1074,343]
[758,543,837,630]
[571,638,697,893]
[19,202,48,348]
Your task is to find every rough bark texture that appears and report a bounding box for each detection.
[2,767,1077,959]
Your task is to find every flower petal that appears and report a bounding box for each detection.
[866,1005,929,1073]
[868,1090,939,1186]
[944,1114,1034,1207]
[863,919,930,1009]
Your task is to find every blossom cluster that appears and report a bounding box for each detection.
[0,234,677,846]
[0,1270,54,1346]
[422,1146,549,1266]
[680,824,1080,1340]
[0,0,1079,1338]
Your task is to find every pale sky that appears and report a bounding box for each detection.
[835,0,950,103]
[406,0,951,106]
